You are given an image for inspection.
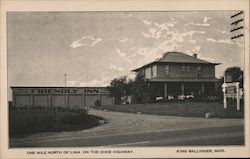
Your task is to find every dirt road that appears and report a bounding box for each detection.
[10,109,243,147]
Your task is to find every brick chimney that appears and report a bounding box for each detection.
[193,54,197,58]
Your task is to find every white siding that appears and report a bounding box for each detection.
[145,67,151,79]
[152,65,157,77]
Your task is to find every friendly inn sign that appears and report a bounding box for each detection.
[11,87,115,108]
[12,87,110,95]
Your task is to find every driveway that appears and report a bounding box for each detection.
[10,109,244,147]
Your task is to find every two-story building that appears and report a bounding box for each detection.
[132,52,220,100]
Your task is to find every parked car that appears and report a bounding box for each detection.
[156,96,164,102]
[178,95,186,100]
[168,95,175,101]
[186,94,194,99]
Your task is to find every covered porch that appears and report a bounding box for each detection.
[149,82,216,100]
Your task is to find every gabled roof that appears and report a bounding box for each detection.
[132,52,220,72]
[156,52,212,63]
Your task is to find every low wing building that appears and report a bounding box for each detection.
[11,87,114,108]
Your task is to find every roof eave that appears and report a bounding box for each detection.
[131,62,156,72]
[132,62,221,72]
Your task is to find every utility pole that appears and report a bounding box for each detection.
[64,73,67,87]
[223,74,227,109]
[64,73,68,108]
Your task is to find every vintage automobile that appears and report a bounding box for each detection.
[155,96,164,102]
[167,95,175,101]
[178,95,186,100]
[178,94,194,100]
[186,94,194,99]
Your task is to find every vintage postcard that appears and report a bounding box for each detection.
[0,0,249,158]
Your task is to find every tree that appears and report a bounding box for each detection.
[225,67,243,88]
[215,67,244,99]
[131,72,150,104]
[215,76,224,98]
[107,76,128,105]
[107,72,152,104]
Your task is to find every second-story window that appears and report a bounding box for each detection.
[181,66,190,72]
[181,66,186,72]
[165,65,169,76]
[152,65,157,77]
[197,66,202,76]
[139,70,145,78]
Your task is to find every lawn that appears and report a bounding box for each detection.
[94,101,244,118]
[9,109,104,138]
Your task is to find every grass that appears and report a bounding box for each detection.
[94,100,244,118]
[9,110,104,138]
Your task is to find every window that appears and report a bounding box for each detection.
[152,65,157,77]
[151,66,153,77]
[197,66,202,76]
[165,65,170,76]
[182,66,191,72]
[181,66,186,72]
[145,68,151,79]
[139,70,145,78]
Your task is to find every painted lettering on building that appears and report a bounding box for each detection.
[12,87,110,95]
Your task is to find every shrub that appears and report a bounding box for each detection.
[9,110,103,138]
[95,100,101,107]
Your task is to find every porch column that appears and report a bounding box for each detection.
[181,83,185,95]
[81,95,83,108]
[98,95,101,105]
[164,83,168,99]
[29,95,34,107]
[201,83,205,94]
[64,95,69,108]
[48,95,52,108]
[83,95,86,107]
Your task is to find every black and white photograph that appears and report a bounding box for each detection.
[1,0,249,158]
[7,10,245,147]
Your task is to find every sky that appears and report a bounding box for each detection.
[7,11,244,92]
